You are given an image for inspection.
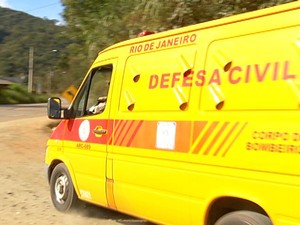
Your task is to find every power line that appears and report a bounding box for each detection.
[23,2,61,14]
[0,1,62,20]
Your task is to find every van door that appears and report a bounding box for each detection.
[62,59,116,206]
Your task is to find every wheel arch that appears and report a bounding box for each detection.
[47,159,63,183]
[47,159,79,197]
[205,196,271,225]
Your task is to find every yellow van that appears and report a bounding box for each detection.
[46,2,300,224]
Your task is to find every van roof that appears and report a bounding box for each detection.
[99,1,300,55]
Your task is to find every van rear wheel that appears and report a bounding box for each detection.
[50,163,79,212]
[215,211,272,225]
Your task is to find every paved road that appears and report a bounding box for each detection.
[0,103,48,122]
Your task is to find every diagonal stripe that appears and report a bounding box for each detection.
[127,120,144,147]
[108,120,118,145]
[203,122,230,155]
[192,121,208,143]
[121,121,138,147]
[193,121,219,154]
[119,120,135,145]
[108,120,122,145]
[222,122,248,157]
[114,120,128,145]
[213,122,239,156]
[106,121,114,145]
[190,121,208,153]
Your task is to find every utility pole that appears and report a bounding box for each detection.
[47,69,53,94]
[47,49,59,94]
[28,47,34,93]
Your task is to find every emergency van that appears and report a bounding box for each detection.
[46,1,300,224]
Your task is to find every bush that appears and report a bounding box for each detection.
[0,84,49,104]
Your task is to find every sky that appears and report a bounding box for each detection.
[0,0,64,22]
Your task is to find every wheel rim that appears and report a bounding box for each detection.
[54,174,69,204]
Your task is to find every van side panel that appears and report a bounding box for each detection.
[112,39,199,225]
[111,4,300,225]
[190,6,300,225]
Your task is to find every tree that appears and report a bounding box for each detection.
[60,0,295,90]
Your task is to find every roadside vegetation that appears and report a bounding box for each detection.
[0,84,48,104]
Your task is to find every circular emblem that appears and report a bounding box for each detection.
[79,120,90,142]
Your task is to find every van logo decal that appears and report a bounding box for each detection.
[78,120,90,142]
[156,122,176,150]
[148,61,296,89]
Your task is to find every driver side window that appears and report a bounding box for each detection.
[72,64,112,118]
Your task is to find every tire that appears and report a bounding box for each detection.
[215,211,272,225]
[50,163,79,212]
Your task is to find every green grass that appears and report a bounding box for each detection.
[0,84,49,104]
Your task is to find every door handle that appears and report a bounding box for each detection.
[94,129,107,135]
[93,126,107,137]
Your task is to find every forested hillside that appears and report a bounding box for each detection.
[0,0,296,94]
[0,7,70,93]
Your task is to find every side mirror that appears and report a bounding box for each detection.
[47,97,62,119]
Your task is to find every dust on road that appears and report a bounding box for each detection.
[0,116,150,225]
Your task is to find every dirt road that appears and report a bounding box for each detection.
[0,105,150,225]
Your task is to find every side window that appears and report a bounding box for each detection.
[72,64,112,117]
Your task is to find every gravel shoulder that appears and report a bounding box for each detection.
[0,116,150,225]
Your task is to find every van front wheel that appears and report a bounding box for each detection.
[215,211,272,225]
[50,163,79,212]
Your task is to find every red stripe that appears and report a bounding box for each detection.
[49,119,247,155]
